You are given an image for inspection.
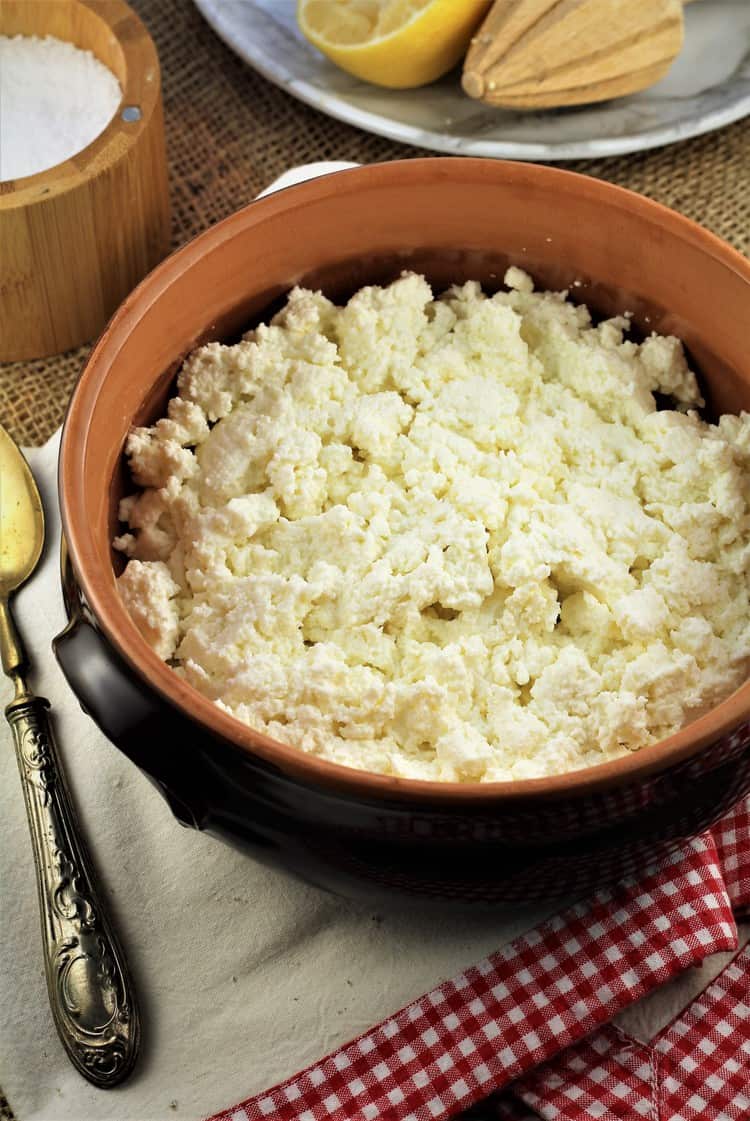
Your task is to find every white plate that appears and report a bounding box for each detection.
[193,0,750,161]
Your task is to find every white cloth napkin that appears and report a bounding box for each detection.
[0,163,740,1121]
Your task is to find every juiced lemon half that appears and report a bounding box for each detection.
[297,0,491,89]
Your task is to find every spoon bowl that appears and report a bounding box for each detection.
[0,425,44,680]
[0,424,44,597]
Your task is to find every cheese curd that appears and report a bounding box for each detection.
[115,270,750,781]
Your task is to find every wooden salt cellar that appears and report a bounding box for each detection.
[0,0,170,361]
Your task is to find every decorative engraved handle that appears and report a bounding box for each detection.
[6,691,140,1087]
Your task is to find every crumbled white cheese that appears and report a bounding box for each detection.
[115,270,750,782]
[117,560,181,661]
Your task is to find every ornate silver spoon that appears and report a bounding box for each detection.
[0,423,139,1087]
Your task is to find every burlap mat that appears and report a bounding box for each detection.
[0,2,748,1118]
[1,0,748,450]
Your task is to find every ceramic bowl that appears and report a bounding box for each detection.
[55,159,750,903]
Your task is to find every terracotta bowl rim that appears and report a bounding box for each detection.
[59,156,750,805]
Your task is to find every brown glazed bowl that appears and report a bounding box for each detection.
[55,159,750,904]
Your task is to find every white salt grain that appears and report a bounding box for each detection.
[0,35,122,182]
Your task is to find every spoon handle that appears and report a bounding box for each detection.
[5,689,140,1088]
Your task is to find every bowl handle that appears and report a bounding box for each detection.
[53,538,207,829]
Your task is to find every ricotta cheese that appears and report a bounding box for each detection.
[115,270,750,781]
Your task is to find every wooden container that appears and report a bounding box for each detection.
[0,0,170,361]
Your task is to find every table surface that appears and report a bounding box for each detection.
[1,0,748,1117]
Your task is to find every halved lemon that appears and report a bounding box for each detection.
[298,0,492,89]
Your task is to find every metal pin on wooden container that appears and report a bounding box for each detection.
[0,424,140,1087]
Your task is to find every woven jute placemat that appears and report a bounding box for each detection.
[1,0,748,450]
[0,2,748,1118]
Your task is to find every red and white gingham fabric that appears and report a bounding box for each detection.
[205,799,750,1121]
[504,799,750,1121]
[508,944,750,1120]
[711,797,750,917]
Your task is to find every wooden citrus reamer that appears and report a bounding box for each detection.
[463,0,700,110]
[0,0,170,361]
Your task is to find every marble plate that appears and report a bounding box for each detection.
[193,0,750,161]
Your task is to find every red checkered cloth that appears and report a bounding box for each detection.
[502,797,750,1121]
[711,797,750,918]
[508,944,750,1120]
[205,800,750,1121]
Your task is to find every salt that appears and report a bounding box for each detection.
[0,34,122,182]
